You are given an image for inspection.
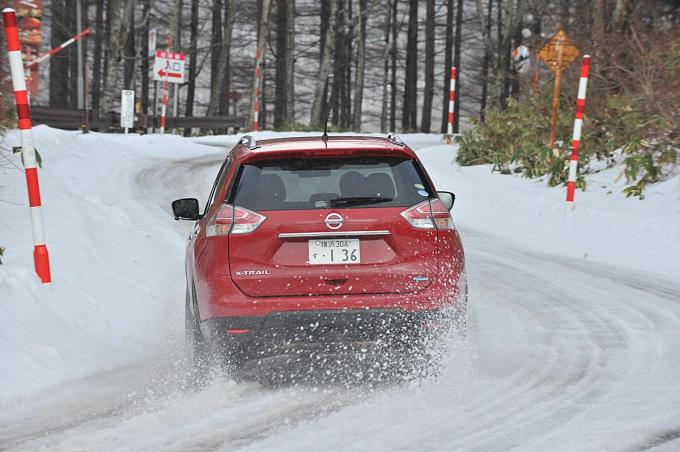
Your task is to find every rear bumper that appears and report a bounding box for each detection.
[201,308,450,356]
[194,271,464,321]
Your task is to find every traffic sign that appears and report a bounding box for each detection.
[539,30,579,75]
[512,45,531,74]
[153,50,185,83]
[120,90,135,133]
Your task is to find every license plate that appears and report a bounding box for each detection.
[308,238,360,265]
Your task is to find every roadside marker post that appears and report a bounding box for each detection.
[160,37,170,134]
[566,55,591,204]
[3,8,52,283]
[445,66,456,144]
[120,90,135,135]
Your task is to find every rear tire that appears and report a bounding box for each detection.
[185,285,211,385]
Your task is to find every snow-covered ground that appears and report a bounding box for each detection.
[1,127,679,450]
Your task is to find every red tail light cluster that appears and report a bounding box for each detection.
[207,204,267,237]
[400,199,454,230]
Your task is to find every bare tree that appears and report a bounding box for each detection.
[49,0,69,108]
[402,0,418,131]
[140,0,151,116]
[207,0,234,117]
[274,0,291,128]
[389,0,399,132]
[249,0,273,129]
[420,0,435,132]
[123,3,136,90]
[310,0,338,127]
[380,1,392,132]
[286,0,296,123]
[184,0,199,135]
[91,0,105,115]
[352,0,367,131]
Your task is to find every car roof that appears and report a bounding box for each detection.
[231,136,417,162]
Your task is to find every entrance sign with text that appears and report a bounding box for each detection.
[153,50,185,83]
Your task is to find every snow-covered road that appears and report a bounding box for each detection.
[2,131,680,451]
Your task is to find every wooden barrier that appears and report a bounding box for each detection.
[29,107,245,133]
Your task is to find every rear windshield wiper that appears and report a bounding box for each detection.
[331,196,394,207]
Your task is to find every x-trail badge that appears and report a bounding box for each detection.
[324,213,344,230]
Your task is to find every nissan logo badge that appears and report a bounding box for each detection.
[324,213,344,230]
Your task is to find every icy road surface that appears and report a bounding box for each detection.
[2,134,680,451]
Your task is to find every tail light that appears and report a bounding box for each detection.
[206,204,266,236]
[400,199,454,230]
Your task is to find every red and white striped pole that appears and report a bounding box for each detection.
[252,48,262,131]
[26,27,92,68]
[447,66,456,137]
[3,8,52,283]
[160,37,171,134]
[566,55,591,203]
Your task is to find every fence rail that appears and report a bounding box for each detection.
[29,107,245,132]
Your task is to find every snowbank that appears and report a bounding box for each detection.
[1,127,677,406]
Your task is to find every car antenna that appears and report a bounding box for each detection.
[322,114,329,144]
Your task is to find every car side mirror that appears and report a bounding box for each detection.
[172,198,201,220]
[437,191,455,211]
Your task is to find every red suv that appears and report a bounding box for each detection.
[172,135,466,372]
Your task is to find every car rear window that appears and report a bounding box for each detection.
[230,156,433,211]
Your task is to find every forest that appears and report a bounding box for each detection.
[0,0,675,136]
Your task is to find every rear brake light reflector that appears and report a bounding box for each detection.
[206,204,266,236]
[226,329,251,334]
[400,201,435,229]
[400,199,454,230]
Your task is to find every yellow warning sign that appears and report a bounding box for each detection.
[539,30,579,75]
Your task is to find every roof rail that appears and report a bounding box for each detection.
[387,133,404,146]
[240,135,257,150]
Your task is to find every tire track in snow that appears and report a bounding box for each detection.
[2,140,680,451]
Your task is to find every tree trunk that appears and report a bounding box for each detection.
[207,0,234,118]
[184,0,199,136]
[613,0,632,32]
[286,0,296,124]
[249,0,272,129]
[91,0,105,114]
[219,3,232,116]
[141,0,151,116]
[66,0,77,108]
[354,0,370,130]
[123,3,136,90]
[274,0,289,128]
[402,0,418,131]
[330,0,343,126]
[170,0,184,49]
[310,0,338,128]
[420,0,435,132]
[341,0,352,128]
[480,0,494,121]
[49,0,69,108]
[453,0,463,132]
[380,1,392,132]
[210,0,223,97]
[389,0,398,132]
[101,0,133,115]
